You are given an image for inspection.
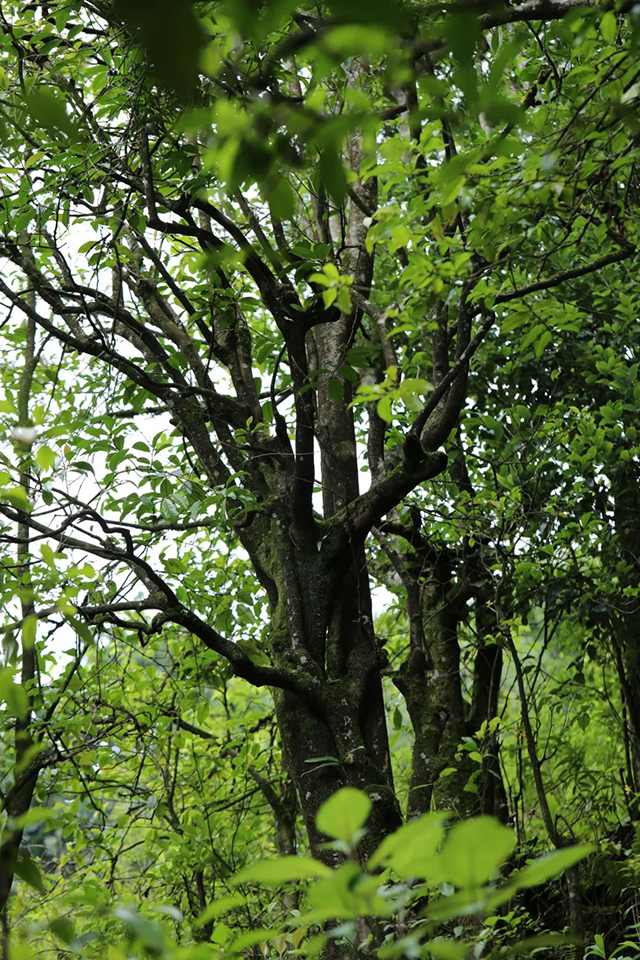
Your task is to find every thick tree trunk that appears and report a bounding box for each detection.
[469,606,509,822]
[395,556,471,818]
[275,688,401,861]
[395,553,507,820]
[265,85,403,861]
[271,550,401,860]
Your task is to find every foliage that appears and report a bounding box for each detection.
[9,788,597,958]
[0,0,639,958]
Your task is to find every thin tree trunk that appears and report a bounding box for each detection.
[508,637,584,958]
[0,277,39,957]
[611,465,640,792]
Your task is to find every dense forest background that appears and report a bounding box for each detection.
[0,0,639,958]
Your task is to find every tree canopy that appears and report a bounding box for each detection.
[0,1,639,958]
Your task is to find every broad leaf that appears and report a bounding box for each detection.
[316,788,372,844]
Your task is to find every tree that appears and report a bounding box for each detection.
[0,0,638,949]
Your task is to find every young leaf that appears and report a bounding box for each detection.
[438,817,516,888]
[510,845,595,889]
[35,444,56,472]
[232,856,331,885]
[316,787,372,844]
[368,813,446,875]
[377,395,393,423]
[601,12,617,43]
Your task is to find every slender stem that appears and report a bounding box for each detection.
[0,248,38,959]
[508,636,584,956]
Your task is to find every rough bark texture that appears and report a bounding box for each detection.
[394,550,506,820]
[264,520,403,856]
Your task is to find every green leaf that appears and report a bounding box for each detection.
[447,12,480,69]
[265,177,295,221]
[399,378,431,412]
[49,918,76,945]
[22,614,37,649]
[229,928,284,952]
[113,0,205,99]
[426,886,491,921]
[35,445,56,472]
[236,639,271,666]
[422,941,468,960]
[440,175,465,206]
[438,817,516,887]
[323,24,390,57]
[338,364,358,383]
[232,857,331,886]
[346,346,371,368]
[601,12,617,43]
[326,0,407,27]
[492,934,580,955]
[14,855,45,893]
[319,148,347,204]
[369,813,447,876]
[67,616,94,646]
[534,329,553,358]
[328,379,344,403]
[316,788,372,843]
[196,894,246,925]
[308,861,364,918]
[160,499,180,523]
[221,0,299,41]
[3,485,31,513]
[16,807,56,829]
[510,845,595,889]
[77,240,98,254]
[24,88,76,138]
[0,669,29,719]
[113,908,165,952]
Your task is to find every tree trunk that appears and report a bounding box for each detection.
[0,290,38,957]
[469,604,509,822]
[270,544,402,859]
[395,552,507,820]
[396,554,471,817]
[612,464,640,796]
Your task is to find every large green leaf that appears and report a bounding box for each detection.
[233,856,331,885]
[509,845,595,889]
[308,862,364,918]
[13,855,45,893]
[315,787,372,843]
[113,0,205,99]
[437,817,516,888]
[368,813,446,877]
[24,88,77,138]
